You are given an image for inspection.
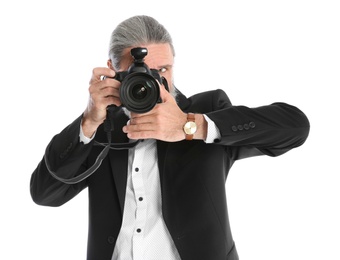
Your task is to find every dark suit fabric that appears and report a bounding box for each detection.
[30,89,310,260]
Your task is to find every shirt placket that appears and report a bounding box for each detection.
[131,142,148,259]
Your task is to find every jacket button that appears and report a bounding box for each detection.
[59,143,73,159]
[107,236,115,244]
[231,126,238,132]
[237,125,243,131]
[249,122,256,128]
[67,142,73,151]
[244,124,250,130]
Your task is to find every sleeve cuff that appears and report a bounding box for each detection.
[79,120,96,144]
[203,114,221,143]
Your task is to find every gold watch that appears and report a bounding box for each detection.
[183,113,197,140]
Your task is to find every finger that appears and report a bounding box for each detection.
[99,77,120,91]
[89,75,121,97]
[90,67,116,83]
[90,90,122,110]
[103,96,122,108]
[89,78,122,108]
[100,85,119,97]
[123,123,154,137]
[129,112,152,125]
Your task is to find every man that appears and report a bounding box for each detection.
[30,15,310,260]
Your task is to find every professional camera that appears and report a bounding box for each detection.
[112,47,168,113]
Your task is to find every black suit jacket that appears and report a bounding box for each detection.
[30,89,310,260]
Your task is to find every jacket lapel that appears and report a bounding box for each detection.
[108,150,129,213]
[156,140,169,189]
[105,108,130,213]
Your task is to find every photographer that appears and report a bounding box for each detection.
[30,15,310,260]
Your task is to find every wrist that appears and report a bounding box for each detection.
[81,114,100,138]
[194,114,208,140]
[183,113,207,141]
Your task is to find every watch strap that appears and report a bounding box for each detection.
[185,113,195,141]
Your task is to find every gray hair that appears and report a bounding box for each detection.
[108,15,175,70]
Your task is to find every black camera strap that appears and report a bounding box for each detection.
[44,105,139,185]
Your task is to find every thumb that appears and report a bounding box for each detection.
[159,81,173,103]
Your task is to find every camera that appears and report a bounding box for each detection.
[111,47,168,113]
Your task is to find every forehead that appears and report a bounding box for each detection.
[120,43,174,70]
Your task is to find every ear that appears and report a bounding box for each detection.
[107,60,114,70]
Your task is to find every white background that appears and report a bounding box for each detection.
[1,0,339,259]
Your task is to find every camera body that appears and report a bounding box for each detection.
[113,47,168,113]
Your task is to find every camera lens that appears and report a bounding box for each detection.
[132,84,148,100]
[120,72,160,113]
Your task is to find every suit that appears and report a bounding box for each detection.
[30,88,310,259]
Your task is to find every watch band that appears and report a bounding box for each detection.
[185,113,195,141]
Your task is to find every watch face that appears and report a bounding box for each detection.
[184,121,197,135]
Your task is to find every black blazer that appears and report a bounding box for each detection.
[30,89,310,260]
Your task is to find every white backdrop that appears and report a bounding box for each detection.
[1,0,339,259]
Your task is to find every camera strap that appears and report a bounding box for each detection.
[44,105,138,185]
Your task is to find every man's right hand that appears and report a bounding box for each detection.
[82,67,121,138]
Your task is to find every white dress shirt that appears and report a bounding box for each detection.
[80,115,220,260]
[112,138,181,260]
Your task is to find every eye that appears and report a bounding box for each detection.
[159,67,167,73]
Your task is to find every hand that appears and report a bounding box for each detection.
[82,67,120,137]
[122,84,187,142]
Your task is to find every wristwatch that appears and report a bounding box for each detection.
[183,113,197,140]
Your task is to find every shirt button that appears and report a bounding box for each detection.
[107,236,115,244]
[139,197,143,201]
[135,167,139,172]
[137,228,142,233]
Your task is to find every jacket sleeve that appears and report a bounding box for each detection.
[204,89,310,160]
[30,115,92,207]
